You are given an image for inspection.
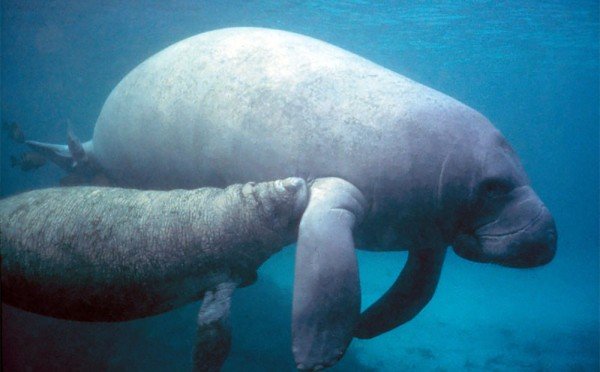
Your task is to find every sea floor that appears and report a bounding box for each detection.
[2,248,598,371]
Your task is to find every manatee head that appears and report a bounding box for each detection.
[245,177,309,235]
[450,132,557,268]
[226,177,309,284]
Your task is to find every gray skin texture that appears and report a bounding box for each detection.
[27,27,557,370]
[0,178,308,321]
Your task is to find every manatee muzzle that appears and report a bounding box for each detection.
[454,187,557,268]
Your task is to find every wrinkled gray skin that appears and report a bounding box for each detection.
[28,28,557,370]
[1,178,308,371]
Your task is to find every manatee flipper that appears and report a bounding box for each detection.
[26,136,94,172]
[292,177,367,370]
[25,140,72,171]
[67,129,88,167]
[194,281,238,372]
[355,248,446,339]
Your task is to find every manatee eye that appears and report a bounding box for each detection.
[479,178,512,199]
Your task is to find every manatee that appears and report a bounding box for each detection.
[0,177,308,371]
[27,27,557,370]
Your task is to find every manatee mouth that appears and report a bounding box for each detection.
[477,206,544,239]
[454,206,557,268]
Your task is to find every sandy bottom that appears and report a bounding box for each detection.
[3,247,598,371]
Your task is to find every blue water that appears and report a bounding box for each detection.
[1,1,598,371]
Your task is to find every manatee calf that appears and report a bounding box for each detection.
[1,177,308,371]
[28,27,557,370]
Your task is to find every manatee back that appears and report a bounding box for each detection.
[91,27,480,192]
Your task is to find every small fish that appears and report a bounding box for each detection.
[10,152,47,171]
[2,122,26,143]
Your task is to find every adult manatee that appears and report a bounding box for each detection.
[1,178,307,371]
[28,27,557,370]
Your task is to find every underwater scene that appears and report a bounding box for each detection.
[1,1,598,371]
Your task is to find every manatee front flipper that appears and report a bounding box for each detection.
[355,248,446,339]
[292,177,367,370]
[194,281,238,372]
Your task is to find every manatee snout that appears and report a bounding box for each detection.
[454,187,557,268]
[277,177,309,217]
[511,206,556,267]
[249,177,309,230]
[477,207,556,268]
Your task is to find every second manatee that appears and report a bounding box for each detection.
[1,177,308,321]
